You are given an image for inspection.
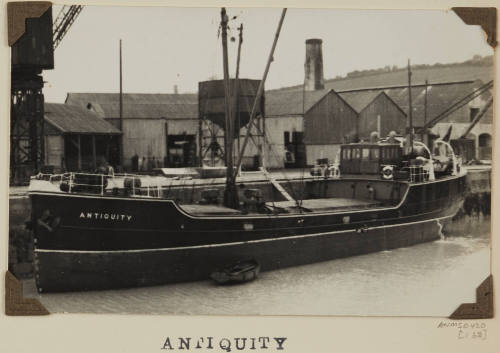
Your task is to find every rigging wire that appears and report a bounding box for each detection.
[237,87,307,207]
[203,8,307,209]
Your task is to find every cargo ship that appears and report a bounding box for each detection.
[29,136,466,292]
[28,8,467,292]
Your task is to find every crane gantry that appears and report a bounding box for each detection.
[10,5,84,185]
[53,5,84,49]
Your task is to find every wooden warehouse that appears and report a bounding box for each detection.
[44,103,122,172]
[59,79,492,174]
[337,80,493,161]
[264,89,330,168]
[263,88,407,167]
[265,89,360,167]
[339,91,407,140]
[66,93,199,170]
[303,90,358,164]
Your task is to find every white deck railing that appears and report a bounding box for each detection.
[32,172,160,197]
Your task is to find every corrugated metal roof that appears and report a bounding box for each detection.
[64,79,491,127]
[338,90,381,112]
[91,103,198,119]
[66,92,198,105]
[339,91,407,117]
[265,89,330,116]
[44,103,122,134]
[337,80,490,127]
[67,91,331,119]
[66,93,198,119]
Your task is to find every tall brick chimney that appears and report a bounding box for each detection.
[304,39,325,91]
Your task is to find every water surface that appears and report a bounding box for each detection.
[26,216,491,317]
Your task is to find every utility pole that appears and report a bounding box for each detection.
[407,59,414,155]
[119,39,124,167]
[423,79,428,145]
[424,79,428,126]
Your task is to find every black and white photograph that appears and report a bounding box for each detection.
[6,2,494,321]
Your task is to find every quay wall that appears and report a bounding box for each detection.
[454,167,491,218]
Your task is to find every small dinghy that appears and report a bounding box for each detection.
[210,260,260,284]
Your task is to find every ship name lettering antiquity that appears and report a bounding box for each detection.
[79,212,133,221]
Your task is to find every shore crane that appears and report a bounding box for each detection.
[10,5,84,185]
[53,5,84,49]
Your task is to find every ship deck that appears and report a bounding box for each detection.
[180,204,242,216]
[179,197,382,216]
[268,198,382,212]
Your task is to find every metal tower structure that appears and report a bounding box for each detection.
[53,5,84,49]
[10,5,83,185]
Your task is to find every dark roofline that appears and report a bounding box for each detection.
[66,91,197,96]
[64,92,198,105]
[381,91,408,117]
[58,131,122,135]
[356,91,384,116]
[304,89,358,117]
[44,117,122,135]
[97,102,198,105]
[336,80,476,94]
[105,117,198,121]
[303,90,331,115]
[45,116,67,133]
[264,113,304,118]
[357,91,407,118]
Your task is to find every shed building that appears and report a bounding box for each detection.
[334,80,492,161]
[44,103,122,172]
[264,89,360,167]
[264,89,330,168]
[66,93,199,170]
[339,91,407,140]
[303,90,358,165]
[62,78,492,174]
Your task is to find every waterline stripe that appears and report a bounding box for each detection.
[35,215,452,254]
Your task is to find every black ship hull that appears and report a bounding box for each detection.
[31,174,466,292]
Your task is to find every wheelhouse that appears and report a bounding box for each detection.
[340,143,403,174]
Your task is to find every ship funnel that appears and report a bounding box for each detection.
[304,38,325,91]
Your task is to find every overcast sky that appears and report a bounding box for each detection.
[43,6,493,103]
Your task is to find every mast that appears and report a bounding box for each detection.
[233,8,287,179]
[423,79,428,145]
[424,79,428,126]
[235,24,243,169]
[407,59,414,155]
[221,8,238,208]
[119,39,124,166]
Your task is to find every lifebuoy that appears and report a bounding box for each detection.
[327,165,341,178]
[381,165,394,180]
